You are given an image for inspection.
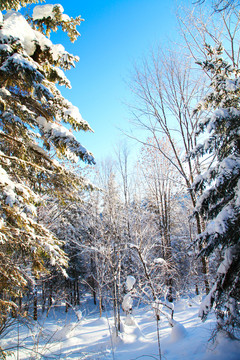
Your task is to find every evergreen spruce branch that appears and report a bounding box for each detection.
[0,132,53,164]
[0,55,45,86]
[0,153,56,175]
[30,5,83,43]
[197,209,240,256]
[2,211,68,263]
[193,164,240,217]
[2,87,93,135]
[15,94,53,122]
[0,145,89,201]
[0,1,41,11]
[0,1,94,323]
[191,43,240,335]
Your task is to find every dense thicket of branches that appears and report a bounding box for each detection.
[0,0,239,353]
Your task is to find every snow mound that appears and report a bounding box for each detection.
[124,314,136,326]
[121,316,144,344]
[52,323,77,341]
[169,321,187,343]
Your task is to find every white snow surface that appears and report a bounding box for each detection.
[168,321,187,343]
[3,295,240,360]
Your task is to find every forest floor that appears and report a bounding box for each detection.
[2,294,240,360]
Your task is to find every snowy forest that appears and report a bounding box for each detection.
[0,0,240,359]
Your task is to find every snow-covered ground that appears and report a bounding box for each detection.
[2,295,240,360]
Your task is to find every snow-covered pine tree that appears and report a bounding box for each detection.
[191,44,240,339]
[0,1,94,325]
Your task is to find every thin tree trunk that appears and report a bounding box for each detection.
[33,288,37,321]
[42,281,46,313]
[113,279,118,336]
[76,280,80,306]
[48,284,52,314]
[99,292,102,318]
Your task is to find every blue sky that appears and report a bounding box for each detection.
[47,0,184,163]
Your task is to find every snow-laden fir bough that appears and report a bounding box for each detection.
[191,44,240,339]
[0,0,95,332]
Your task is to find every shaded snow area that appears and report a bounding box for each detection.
[2,296,240,360]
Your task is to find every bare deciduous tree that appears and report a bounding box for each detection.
[178,3,240,67]
[128,49,210,294]
[139,138,183,300]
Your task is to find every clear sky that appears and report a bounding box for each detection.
[45,0,187,163]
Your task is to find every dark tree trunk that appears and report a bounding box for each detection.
[42,281,46,313]
[33,290,37,321]
[48,284,53,314]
